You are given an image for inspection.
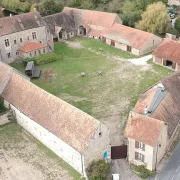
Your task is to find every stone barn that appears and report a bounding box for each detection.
[101,23,162,56]
[0,62,111,179]
[153,39,180,71]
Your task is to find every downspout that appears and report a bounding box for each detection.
[81,154,84,177]
[0,49,4,62]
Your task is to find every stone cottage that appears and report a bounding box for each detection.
[43,12,77,41]
[0,9,54,63]
[153,39,180,71]
[101,23,162,56]
[125,73,180,170]
[0,62,111,178]
[62,7,122,39]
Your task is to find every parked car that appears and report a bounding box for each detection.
[112,174,120,180]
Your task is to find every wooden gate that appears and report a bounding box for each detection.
[111,145,127,159]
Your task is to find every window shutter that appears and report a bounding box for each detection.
[143,144,145,151]
[135,141,138,148]
[142,154,145,162]
[135,152,138,160]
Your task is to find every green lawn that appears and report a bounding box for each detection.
[71,37,138,58]
[11,38,173,143]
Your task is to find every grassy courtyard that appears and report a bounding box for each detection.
[11,37,173,145]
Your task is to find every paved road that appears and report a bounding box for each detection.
[155,143,180,180]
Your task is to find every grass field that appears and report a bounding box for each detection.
[11,37,173,145]
[0,123,82,180]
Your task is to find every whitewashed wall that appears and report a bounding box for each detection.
[5,100,84,174]
[128,138,154,170]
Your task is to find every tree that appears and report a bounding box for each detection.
[39,0,62,16]
[175,18,180,32]
[136,2,170,34]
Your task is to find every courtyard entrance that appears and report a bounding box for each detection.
[111,145,127,159]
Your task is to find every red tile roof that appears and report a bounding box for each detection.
[124,112,164,147]
[63,7,120,28]
[88,29,103,36]
[1,71,100,153]
[101,23,155,49]
[153,39,180,63]
[19,42,47,53]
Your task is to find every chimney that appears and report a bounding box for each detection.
[144,106,148,115]
[10,14,12,18]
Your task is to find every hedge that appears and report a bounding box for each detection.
[23,53,61,66]
[88,160,110,180]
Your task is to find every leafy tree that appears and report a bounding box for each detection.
[175,18,180,32]
[136,2,170,34]
[39,0,62,16]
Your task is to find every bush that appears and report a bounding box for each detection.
[0,99,6,113]
[23,53,61,66]
[175,18,180,32]
[88,160,110,180]
[130,165,155,179]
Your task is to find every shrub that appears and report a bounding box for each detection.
[130,164,155,179]
[88,160,110,180]
[175,18,180,32]
[23,53,61,66]
[0,99,6,114]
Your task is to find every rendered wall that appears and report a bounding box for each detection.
[5,100,83,174]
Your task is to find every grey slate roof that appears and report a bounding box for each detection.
[0,11,45,37]
[43,12,76,38]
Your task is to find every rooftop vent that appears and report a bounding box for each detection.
[144,106,148,115]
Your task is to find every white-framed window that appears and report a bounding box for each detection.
[14,40,17,44]
[38,50,41,55]
[43,48,45,53]
[135,152,144,162]
[27,36,29,41]
[7,52,11,59]
[135,141,145,151]
[16,50,19,55]
[5,39,10,47]
[32,32,37,39]
[20,38,23,43]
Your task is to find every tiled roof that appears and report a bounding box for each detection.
[43,12,76,37]
[1,71,100,153]
[101,23,155,49]
[63,7,119,28]
[0,63,12,94]
[124,112,164,147]
[0,11,45,37]
[88,29,103,36]
[153,39,180,63]
[134,73,180,138]
[19,42,47,53]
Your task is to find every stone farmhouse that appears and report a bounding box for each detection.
[153,39,180,71]
[0,62,111,178]
[125,73,180,170]
[101,23,162,56]
[0,9,54,63]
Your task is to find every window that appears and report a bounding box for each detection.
[5,39,10,47]
[34,51,37,56]
[135,141,145,151]
[39,41,42,44]
[99,132,102,137]
[135,152,144,162]
[32,32,37,39]
[7,53,11,59]
[16,50,19,55]
[43,48,45,53]
[20,38,23,43]
[27,36,29,41]
[153,40,155,44]
[38,50,41,55]
[14,40,16,44]
[30,52,32,57]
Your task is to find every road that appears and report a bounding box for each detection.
[155,143,180,180]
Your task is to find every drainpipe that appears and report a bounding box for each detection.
[155,141,161,171]
[0,49,4,62]
[81,155,84,176]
